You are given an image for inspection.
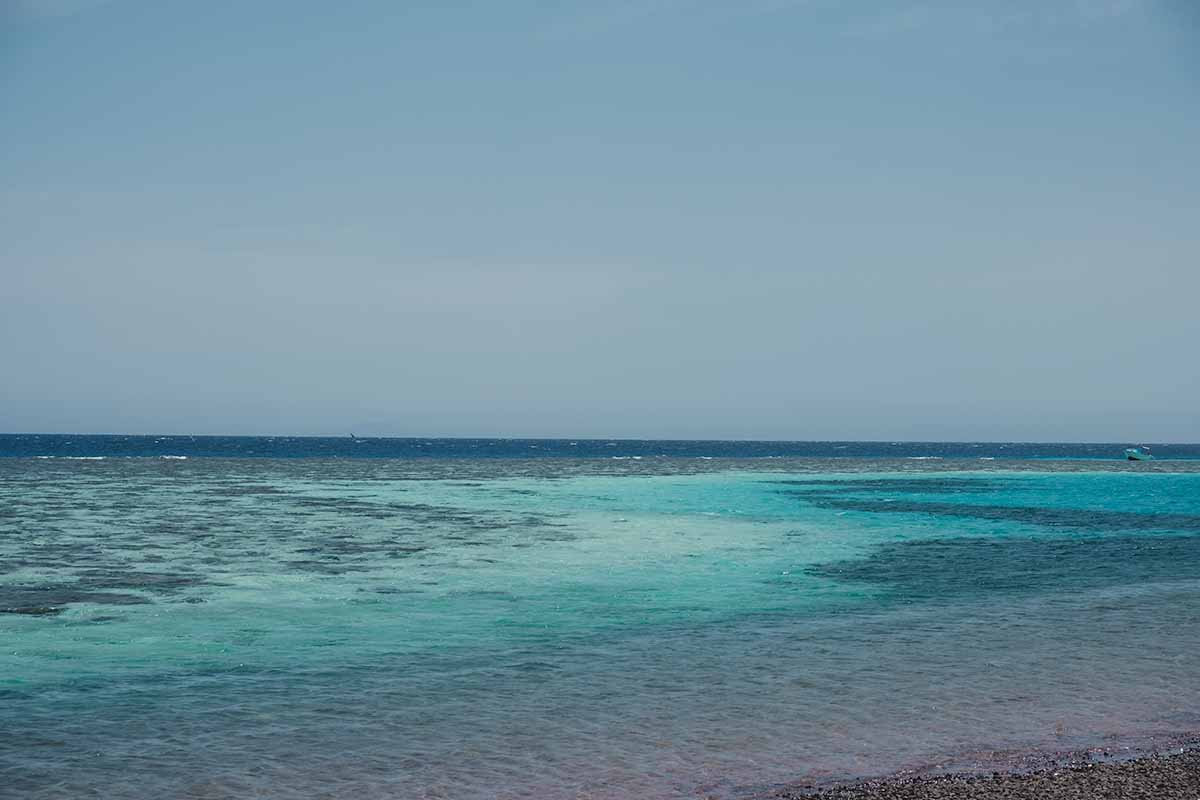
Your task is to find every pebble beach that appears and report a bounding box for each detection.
[779,743,1200,800]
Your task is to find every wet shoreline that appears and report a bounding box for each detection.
[773,737,1200,799]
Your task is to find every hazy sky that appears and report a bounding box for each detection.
[3,0,1198,440]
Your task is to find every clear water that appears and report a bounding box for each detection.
[2,453,1199,798]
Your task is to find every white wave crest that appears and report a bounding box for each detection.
[35,455,107,460]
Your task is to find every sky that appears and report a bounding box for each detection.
[2,0,1198,441]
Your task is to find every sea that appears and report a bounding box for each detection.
[3,435,1199,799]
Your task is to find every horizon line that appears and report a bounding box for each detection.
[0,432,1192,446]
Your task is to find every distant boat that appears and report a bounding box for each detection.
[1124,446,1154,461]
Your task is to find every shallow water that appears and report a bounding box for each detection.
[2,457,1198,798]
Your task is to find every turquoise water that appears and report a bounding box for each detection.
[3,458,1199,798]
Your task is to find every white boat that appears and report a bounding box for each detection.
[1124,446,1154,461]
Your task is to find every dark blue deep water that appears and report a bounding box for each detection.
[2,434,1198,460]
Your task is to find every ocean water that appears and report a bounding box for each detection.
[2,441,1199,798]
[4,434,1200,460]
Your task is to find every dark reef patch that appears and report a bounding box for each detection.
[775,478,1005,494]
[808,534,1200,599]
[789,493,1200,532]
[1,606,64,616]
[201,484,292,497]
[0,586,149,614]
[72,568,207,592]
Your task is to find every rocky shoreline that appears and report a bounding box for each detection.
[773,741,1200,799]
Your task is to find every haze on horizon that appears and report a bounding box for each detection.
[2,0,1198,442]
